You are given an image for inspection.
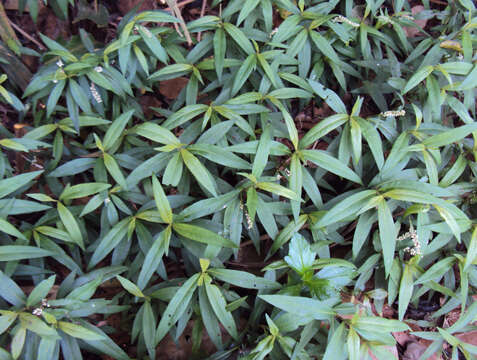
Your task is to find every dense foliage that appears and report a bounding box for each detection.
[0,0,477,359]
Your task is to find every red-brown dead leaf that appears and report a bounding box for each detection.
[456,330,477,346]
[402,341,442,360]
[403,6,428,38]
[393,331,414,347]
[118,0,157,15]
[159,77,189,99]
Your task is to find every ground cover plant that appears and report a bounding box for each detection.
[0,0,476,359]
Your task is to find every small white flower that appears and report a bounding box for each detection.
[332,15,360,28]
[104,198,111,205]
[56,59,64,67]
[94,66,103,73]
[52,79,58,83]
[90,83,103,104]
[32,308,43,316]
[245,210,253,230]
[380,109,406,118]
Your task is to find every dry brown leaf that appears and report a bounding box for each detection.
[403,6,428,38]
[118,0,157,15]
[159,77,189,99]
[402,341,442,360]
[456,330,477,346]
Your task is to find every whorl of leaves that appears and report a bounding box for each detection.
[0,0,476,359]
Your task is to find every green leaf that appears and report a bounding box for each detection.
[402,65,434,94]
[347,327,360,360]
[181,149,218,196]
[162,152,183,187]
[19,313,58,337]
[354,316,409,332]
[162,104,208,129]
[57,202,84,250]
[464,226,477,271]
[11,326,26,359]
[58,321,105,340]
[284,233,316,275]
[256,181,300,201]
[103,153,127,190]
[323,322,347,360]
[0,270,25,306]
[300,114,348,149]
[67,277,102,301]
[252,123,271,178]
[259,295,336,320]
[0,218,27,240]
[269,214,308,256]
[156,273,199,343]
[68,78,91,113]
[152,175,172,223]
[377,198,396,277]
[26,275,55,307]
[423,123,477,148]
[137,25,168,64]
[415,257,455,285]
[148,63,193,81]
[0,170,43,199]
[205,282,238,340]
[89,217,132,269]
[213,27,226,80]
[257,53,277,88]
[223,23,254,55]
[60,183,111,201]
[208,268,280,290]
[302,150,362,184]
[198,285,223,350]
[46,80,66,118]
[310,31,340,64]
[172,223,238,248]
[188,144,251,169]
[116,275,144,297]
[0,245,54,261]
[77,320,131,360]
[142,301,156,358]
[398,263,414,321]
[103,110,135,151]
[137,227,170,290]
[135,122,180,145]
[316,190,376,228]
[231,53,257,96]
[0,311,17,335]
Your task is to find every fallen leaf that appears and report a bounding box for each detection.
[456,330,477,346]
[402,341,442,360]
[118,0,157,15]
[159,77,189,99]
[403,6,427,38]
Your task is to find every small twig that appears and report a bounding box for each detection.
[8,20,45,50]
[197,0,207,42]
[164,0,193,45]
[163,0,196,11]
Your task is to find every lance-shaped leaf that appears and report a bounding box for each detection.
[302,150,362,184]
[156,273,199,344]
[57,202,84,250]
[180,149,218,197]
[259,295,336,321]
[172,223,238,248]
